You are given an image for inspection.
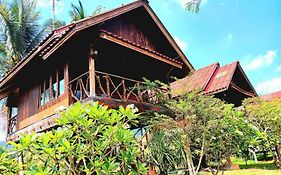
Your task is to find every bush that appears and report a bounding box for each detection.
[2,102,147,175]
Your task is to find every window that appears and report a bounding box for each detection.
[8,107,18,134]
[40,67,65,106]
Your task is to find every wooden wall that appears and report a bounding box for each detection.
[17,85,39,128]
[102,20,156,52]
[15,63,70,130]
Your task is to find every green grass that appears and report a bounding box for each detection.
[201,157,281,175]
[232,157,277,170]
[205,169,281,175]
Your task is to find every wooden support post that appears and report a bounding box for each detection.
[89,52,96,97]
[105,75,110,98]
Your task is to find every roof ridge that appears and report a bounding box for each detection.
[195,62,219,71]
[220,60,239,68]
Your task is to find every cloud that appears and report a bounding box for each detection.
[245,50,277,70]
[256,77,281,95]
[37,0,51,8]
[174,36,188,51]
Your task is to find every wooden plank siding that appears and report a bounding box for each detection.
[17,85,39,129]
[18,94,69,130]
[15,63,70,130]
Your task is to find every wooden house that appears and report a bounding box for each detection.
[170,61,257,106]
[0,0,193,142]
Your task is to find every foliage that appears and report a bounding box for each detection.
[0,0,44,76]
[243,97,281,166]
[146,129,187,174]
[2,102,147,174]
[69,0,86,21]
[145,90,258,175]
[43,18,66,34]
[69,0,103,22]
[0,146,20,175]
[185,0,202,13]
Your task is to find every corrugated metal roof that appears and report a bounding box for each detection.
[205,61,238,94]
[170,61,240,97]
[260,90,281,101]
[170,63,218,97]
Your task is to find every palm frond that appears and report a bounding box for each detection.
[0,0,43,74]
[69,0,87,21]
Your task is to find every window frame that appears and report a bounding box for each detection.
[39,67,65,108]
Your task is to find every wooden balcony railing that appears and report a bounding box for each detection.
[69,71,169,104]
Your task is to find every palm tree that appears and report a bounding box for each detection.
[69,0,86,21]
[69,0,103,22]
[43,18,66,34]
[0,0,44,76]
[51,0,61,29]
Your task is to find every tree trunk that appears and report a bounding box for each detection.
[275,145,281,167]
[183,135,196,175]
[252,150,257,163]
[52,0,55,30]
[195,135,205,174]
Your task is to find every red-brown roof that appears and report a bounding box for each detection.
[260,90,281,101]
[205,61,238,94]
[170,61,256,97]
[170,63,218,97]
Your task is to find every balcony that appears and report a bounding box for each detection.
[6,70,168,142]
[68,70,169,106]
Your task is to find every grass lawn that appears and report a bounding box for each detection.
[201,158,281,175]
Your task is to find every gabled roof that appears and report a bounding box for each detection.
[260,90,281,101]
[205,61,238,94]
[0,0,193,96]
[170,61,257,97]
[170,63,218,97]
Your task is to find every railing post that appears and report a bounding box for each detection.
[89,49,97,97]
[137,82,143,102]
[122,80,126,100]
[105,75,111,98]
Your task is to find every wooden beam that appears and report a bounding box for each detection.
[89,51,96,97]
[99,32,183,69]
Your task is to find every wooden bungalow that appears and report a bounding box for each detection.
[0,0,194,142]
[170,61,257,106]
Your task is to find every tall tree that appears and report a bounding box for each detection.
[0,0,44,76]
[51,0,61,30]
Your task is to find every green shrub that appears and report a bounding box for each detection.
[3,102,147,175]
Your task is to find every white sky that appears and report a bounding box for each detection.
[0,117,6,141]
